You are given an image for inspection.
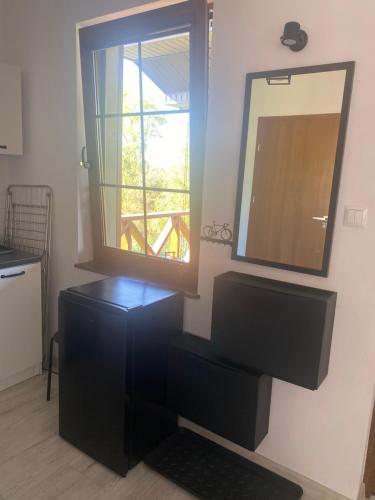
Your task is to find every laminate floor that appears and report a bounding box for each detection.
[0,375,352,500]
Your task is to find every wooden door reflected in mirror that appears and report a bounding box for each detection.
[232,62,355,276]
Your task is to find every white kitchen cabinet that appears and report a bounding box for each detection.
[0,262,42,391]
[0,62,23,155]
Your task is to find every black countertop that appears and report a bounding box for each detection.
[0,249,41,269]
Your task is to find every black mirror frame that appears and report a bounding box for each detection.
[231,61,355,277]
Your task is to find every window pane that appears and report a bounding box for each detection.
[141,32,190,112]
[123,44,140,114]
[94,46,123,116]
[146,190,190,262]
[121,188,146,254]
[122,116,143,187]
[97,117,122,185]
[144,113,189,190]
[96,116,143,187]
[94,43,141,116]
[102,186,145,255]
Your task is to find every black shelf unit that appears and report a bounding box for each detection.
[168,333,272,450]
[212,272,337,390]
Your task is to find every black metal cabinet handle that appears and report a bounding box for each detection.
[0,145,8,150]
[1,271,26,279]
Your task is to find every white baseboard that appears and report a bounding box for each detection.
[0,364,42,392]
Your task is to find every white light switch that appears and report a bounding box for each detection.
[344,206,368,228]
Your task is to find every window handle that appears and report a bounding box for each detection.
[80,146,90,169]
[0,145,8,150]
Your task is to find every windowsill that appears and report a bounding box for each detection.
[75,260,201,299]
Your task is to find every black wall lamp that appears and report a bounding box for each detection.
[280,22,308,52]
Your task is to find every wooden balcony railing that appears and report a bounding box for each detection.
[121,210,190,260]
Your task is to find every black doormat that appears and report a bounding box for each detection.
[145,428,303,500]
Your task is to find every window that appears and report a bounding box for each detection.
[80,1,209,293]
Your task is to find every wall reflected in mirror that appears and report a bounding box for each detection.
[232,63,354,276]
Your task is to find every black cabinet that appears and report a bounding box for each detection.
[212,272,337,390]
[168,333,272,450]
[59,277,183,475]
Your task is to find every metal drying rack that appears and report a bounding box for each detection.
[4,185,53,368]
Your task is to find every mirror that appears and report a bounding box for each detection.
[232,62,354,276]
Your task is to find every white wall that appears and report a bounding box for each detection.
[184,2,375,498]
[1,1,375,499]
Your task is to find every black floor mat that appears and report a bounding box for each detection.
[145,428,303,500]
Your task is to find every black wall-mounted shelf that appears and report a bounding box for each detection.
[200,236,233,246]
[168,333,272,451]
[211,272,337,390]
